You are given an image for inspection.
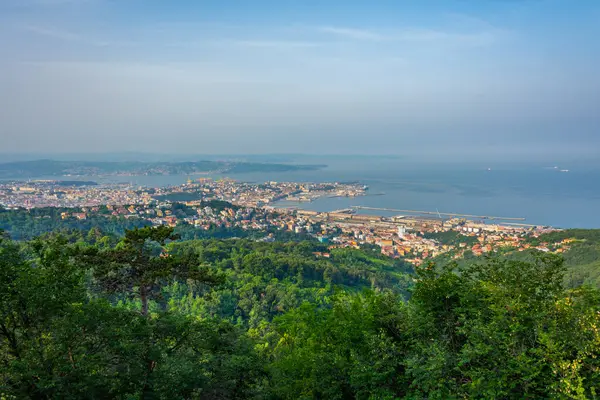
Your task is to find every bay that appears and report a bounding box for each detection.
[4,156,599,228]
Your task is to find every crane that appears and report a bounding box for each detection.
[436,208,445,227]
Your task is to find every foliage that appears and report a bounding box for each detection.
[268,292,409,399]
[163,239,413,328]
[0,232,262,399]
[199,200,241,212]
[268,255,600,399]
[0,207,151,241]
[534,229,600,244]
[539,230,600,288]
[1,229,600,399]
[0,206,312,244]
[432,228,600,290]
[78,226,223,316]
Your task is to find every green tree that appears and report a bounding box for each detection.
[406,255,600,399]
[0,233,262,399]
[268,292,408,399]
[79,226,222,316]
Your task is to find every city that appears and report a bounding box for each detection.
[2,0,599,396]
[0,177,566,267]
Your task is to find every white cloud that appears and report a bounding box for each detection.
[21,24,136,47]
[214,39,321,49]
[317,26,386,41]
[24,25,90,42]
[395,28,498,46]
[316,25,502,46]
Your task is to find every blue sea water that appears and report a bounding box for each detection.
[222,158,600,229]
[5,157,600,228]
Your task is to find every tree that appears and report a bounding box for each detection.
[406,255,600,398]
[78,226,222,316]
[267,254,600,399]
[268,292,409,399]
[0,235,88,397]
[1,232,262,399]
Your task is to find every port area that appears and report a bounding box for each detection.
[280,205,543,234]
[287,208,444,230]
[270,204,554,263]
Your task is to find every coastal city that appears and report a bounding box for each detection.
[0,178,367,209]
[0,177,564,266]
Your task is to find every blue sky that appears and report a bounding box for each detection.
[1,0,599,159]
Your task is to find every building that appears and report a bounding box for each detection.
[397,225,406,239]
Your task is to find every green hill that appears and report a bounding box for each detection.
[1,227,599,398]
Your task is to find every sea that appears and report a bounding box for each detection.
[4,156,600,229]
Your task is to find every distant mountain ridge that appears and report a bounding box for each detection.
[0,159,326,178]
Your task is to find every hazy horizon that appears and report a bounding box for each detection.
[1,151,599,168]
[1,1,599,158]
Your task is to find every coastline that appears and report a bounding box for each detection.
[1,165,599,228]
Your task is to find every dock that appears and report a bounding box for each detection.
[351,206,525,221]
[330,208,355,214]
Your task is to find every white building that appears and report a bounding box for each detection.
[398,225,406,239]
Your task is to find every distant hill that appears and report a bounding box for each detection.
[0,159,326,178]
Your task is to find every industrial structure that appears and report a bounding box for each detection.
[350,206,525,222]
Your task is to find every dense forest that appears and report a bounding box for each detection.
[1,226,599,399]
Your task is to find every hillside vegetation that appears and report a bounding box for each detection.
[431,228,600,290]
[1,227,599,399]
[535,230,600,287]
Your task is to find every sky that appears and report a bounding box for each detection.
[0,0,599,159]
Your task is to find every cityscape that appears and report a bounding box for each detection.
[1,177,566,267]
[1,0,599,396]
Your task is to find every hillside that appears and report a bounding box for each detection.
[429,228,600,289]
[1,226,599,398]
[0,159,325,178]
[534,229,600,287]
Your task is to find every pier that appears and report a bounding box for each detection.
[351,206,526,221]
[330,208,355,214]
